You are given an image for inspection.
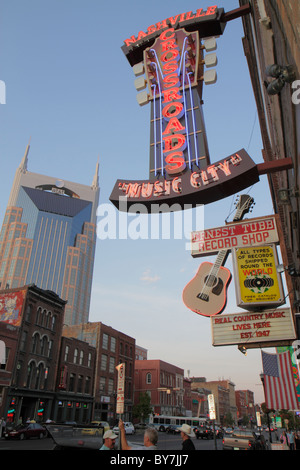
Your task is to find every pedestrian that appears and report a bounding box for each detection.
[280,430,289,446]
[295,431,300,450]
[178,424,195,450]
[118,419,158,450]
[100,429,118,450]
[287,430,295,450]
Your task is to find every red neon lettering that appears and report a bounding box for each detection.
[161,39,178,52]
[124,35,136,47]
[206,5,218,15]
[137,30,147,41]
[165,152,186,174]
[155,19,169,31]
[162,117,185,135]
[160,49,180,63]
[163,134,186,153]
[172,177,182,193]
[162,73,180,89]
[162,60,179,74]
[207,165,219,181]
[162,101,184,119]
[191,172,201,188]
[167,13,185,26]
[147,25,157,35]
[185,11,196,20]
[162,87,182,103]
[159,28,175,41]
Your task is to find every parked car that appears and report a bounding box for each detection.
[194,425,213,439]
[113,421,135,435]
[166,425,180,434]
[81,420,110,436]
[5,422,47,440]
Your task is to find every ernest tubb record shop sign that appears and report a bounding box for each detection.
[110,5,263,212]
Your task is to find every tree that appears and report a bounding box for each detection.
[133,392,153,423]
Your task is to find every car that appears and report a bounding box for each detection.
[166,425,180,434]
[81,420,110,436]
[5,422,47,440]
[113,421,135,435]
[194,425,213,439]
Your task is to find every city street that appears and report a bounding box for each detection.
[0,428,283,451]
[0,431,223,451]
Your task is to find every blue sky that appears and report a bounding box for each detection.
[0,0,285,404]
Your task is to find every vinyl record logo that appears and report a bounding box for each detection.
[244,276,274,294]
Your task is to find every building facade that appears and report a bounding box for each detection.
[55,336,96,423]
[62,322,136,424]
[0,285,66,422]
[0,144,100,325]
[134,359,185,416]
[235,389,256,425]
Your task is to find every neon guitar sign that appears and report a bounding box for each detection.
[110,7,259,212]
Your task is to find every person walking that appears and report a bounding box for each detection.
[178,424,195,450]
[287,430,295,450]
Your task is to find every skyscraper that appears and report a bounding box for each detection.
[0,143,100,325]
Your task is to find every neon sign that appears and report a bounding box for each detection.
[110,7,259,212]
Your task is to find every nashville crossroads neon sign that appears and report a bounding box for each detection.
[110,7,260,212]
[123,6,219,48]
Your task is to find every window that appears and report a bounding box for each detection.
[100,354,107,371]
[109,356,115,374]
[77,375,83,393]
[146,372,152,384]
[108,378,114,394]
[74,348,78,364]
[102,333,108,349]
[79,350,84,365]
[99,376,106,393]
[111,337,116,353]
[88,352,92,367]
[64,345,69,362]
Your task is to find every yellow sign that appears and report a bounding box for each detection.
[233,245,284,309]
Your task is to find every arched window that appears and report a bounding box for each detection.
[74,348,78,364]
[32,332,40,354]
[26,360,36,388]
[146,372,152,384]
[40,335,48,356]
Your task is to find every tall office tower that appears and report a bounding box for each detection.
[0,143,100,325]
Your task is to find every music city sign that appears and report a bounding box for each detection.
[110,6,260,212]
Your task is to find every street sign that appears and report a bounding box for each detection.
[116,363,125,415]
[208,394,216,420]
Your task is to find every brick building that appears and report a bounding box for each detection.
[55,336,96,423]
[0,285,66,422]
[134,359,185,416]
[63,322,135,424]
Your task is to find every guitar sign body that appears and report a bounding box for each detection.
[182,194,254,317]
[182,254,231,316]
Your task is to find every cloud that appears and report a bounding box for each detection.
[140,269,161,283]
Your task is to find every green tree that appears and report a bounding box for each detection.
[133,392,153,423]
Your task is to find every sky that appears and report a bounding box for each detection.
[0,0,288,405]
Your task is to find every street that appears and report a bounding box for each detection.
[0,428,282,451]
[0,430,223,451]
